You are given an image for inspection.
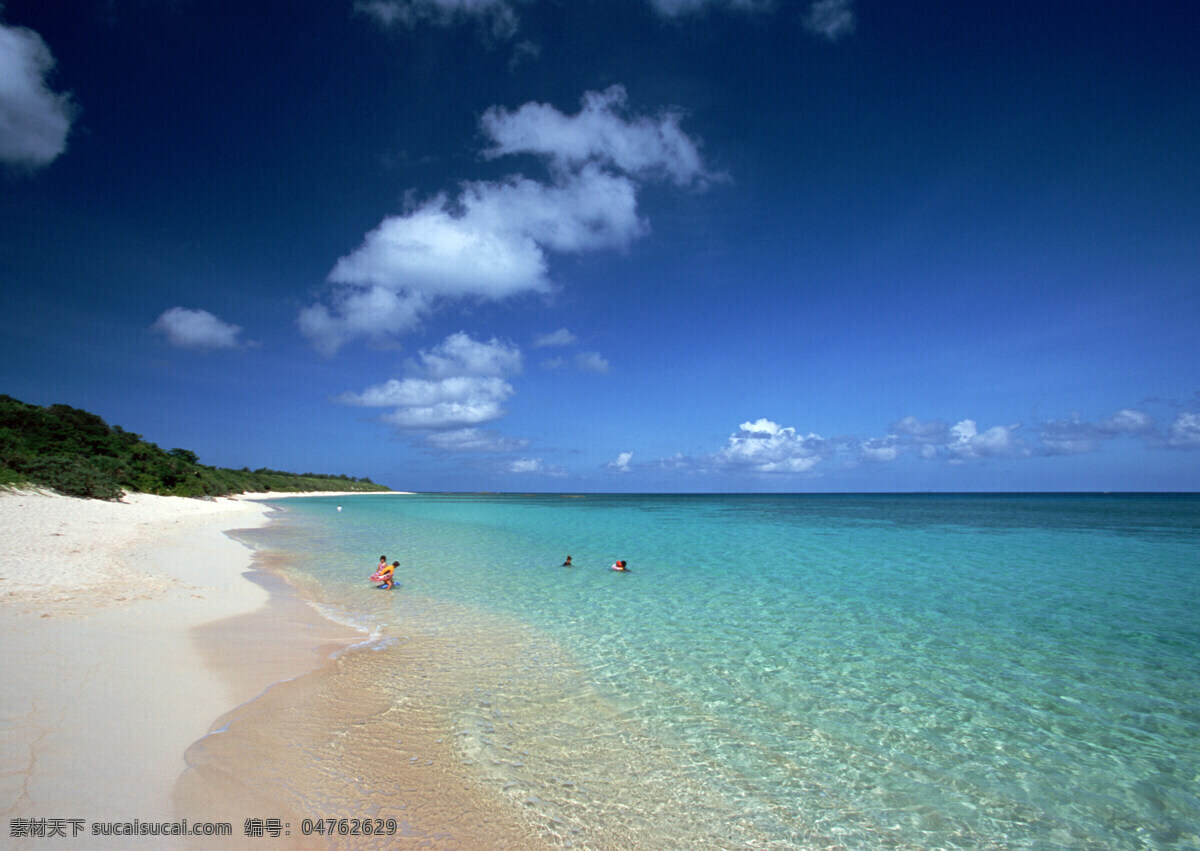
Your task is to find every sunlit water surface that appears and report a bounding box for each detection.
[248,493,1200,850]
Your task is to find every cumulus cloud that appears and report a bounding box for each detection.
[411,330,522,378]
[354,0,521,40]
[0,19,74,169]
[887,415,1024,462]
[305,86,708,355]
[335,333,522,431]
[803,0,856,41]
[304,172,633,354]
[607,451,634,472]
[298,286,428,357]
[152,307,251,350]
[716,418,830,474]
[482,85,713,187]
[533,328,578,347]
[946,419,1021,461]
[509,457,542,473]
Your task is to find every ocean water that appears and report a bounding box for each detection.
[245,493,1200,849]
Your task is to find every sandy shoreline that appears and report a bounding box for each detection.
[0,489,400,844]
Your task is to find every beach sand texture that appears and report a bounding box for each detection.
[0,489,542,848]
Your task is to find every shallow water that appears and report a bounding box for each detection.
[245,493,1200,849]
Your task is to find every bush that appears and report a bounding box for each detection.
[0,394,391,499]
[19,456,125,500]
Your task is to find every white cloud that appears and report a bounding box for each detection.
[530,329,609,374]
[152,307,250,350]
[648,0,854,42]
[648,0,771,17]
[339,375,512,409]
[716,418,829,474]
[1036,408,1155,455]
[607,451,634,472]
[509,457,542,473]
[947,419,1021,460]
[891,416,948,444]
[305,166,646,355]
[298,285,428,357]
[859,438,899,463]
[424,428,529,453]
[671,404,1184,480]
[1168,412,1200,449]
[336,373,513,430]
[482,85,712,187]
[381,390,511,428]
[1099,408,1154,435]
[354,0,520,39]
[335,332,521,431]
[803,0,856,41]
[533,328,578,347]
[0,20,74,169]
[306,85,711,355]
[326,193,551,299]
[411,331,522,378]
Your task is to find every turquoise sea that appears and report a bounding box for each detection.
[247,493,1199,849]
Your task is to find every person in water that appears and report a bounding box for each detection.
[376,561,397,589]
[611,560,629,572]
[562,555,573,566]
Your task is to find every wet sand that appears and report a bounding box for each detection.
[0,488,548,848]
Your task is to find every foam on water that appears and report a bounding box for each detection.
[252,493,1200,849]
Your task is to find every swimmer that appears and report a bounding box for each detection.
[611,560,629,572]
[370,555,388,582]
[562,555,573,566]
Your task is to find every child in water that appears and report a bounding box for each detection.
[376,561,397,589]
[611,560,629,572]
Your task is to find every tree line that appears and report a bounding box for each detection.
[0,394,389,500]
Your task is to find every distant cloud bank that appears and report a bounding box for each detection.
[618,405,1200,480]
[0,18,74,169]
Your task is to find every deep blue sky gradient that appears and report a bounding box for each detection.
[2,0,1198,491]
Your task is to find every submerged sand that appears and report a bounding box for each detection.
[0,488,543,848]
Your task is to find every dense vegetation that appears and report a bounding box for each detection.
[0,395,390,500]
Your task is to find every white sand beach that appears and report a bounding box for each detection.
[0,490,367,842]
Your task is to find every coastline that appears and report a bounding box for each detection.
[0,487,543,849]
[173,495,551,849]
[0,489,385,842]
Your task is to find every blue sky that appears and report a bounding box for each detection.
[2,0,1198,492]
